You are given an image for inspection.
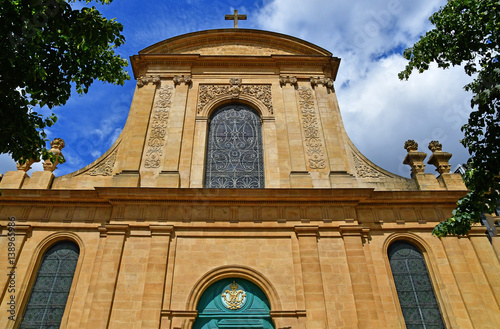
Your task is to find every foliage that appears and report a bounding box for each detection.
[0,0,129,164]
[399,0,500,236]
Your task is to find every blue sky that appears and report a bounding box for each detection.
[0,0,472,178]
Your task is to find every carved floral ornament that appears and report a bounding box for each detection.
[197,78,273,115]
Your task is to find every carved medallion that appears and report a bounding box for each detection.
[297,87,326,169]
[221,281,247,310]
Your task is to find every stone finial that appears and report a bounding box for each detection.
[43,138,65,172]
[279,76,298,87]
[427,140,452,174]
[403,140,427,175]
[173,74,192,86]
[137,75,160,88]
[404,140,419,152]
[428,140,442,152]
[16,158,38,172]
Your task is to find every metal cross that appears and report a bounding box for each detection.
[225,9,247,28]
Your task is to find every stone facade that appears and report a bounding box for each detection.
[1,29,499,329]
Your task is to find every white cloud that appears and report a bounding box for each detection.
[2,0,473,179]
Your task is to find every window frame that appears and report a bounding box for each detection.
[15,234,84,329]
[203,102,265,189]
[384,234,451,328]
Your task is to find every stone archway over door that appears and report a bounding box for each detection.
[193,278,275,329]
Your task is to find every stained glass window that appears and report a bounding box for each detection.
[19,241,79,329]
[388,241,445,329]
[204,104,265,188]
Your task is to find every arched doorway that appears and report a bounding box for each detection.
[193,278,275,329]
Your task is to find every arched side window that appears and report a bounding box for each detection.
[204,103,265,188]
[388,241,445,328]
[19,241,80,328]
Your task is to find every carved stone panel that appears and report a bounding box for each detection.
[197,84,273,115]
[297,87,326,170]
[144,85,174,168]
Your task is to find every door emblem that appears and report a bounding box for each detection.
[221,281,247,309]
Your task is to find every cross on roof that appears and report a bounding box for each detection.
[225,9,247,28]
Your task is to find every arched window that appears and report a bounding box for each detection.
[204,103,265,188]
[19,241,80,328]
[388,241,445,328]
[193,278,274,329]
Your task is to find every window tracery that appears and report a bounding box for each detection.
[19,241,79,329]
[388,241,445,328]
[204,104,264,188]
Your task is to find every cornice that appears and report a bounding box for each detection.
[0,188,464,208]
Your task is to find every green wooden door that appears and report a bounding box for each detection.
[193,278,275,329]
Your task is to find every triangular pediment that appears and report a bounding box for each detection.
[139,29,332,56]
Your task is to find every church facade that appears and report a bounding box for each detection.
[1,28,499,329]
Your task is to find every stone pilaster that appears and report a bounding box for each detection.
[340,226,380,328]
[441,237,500,326]
[140,226,174,329]
[281,77,312,187]
[86,224,129,329]
[295,225,328,329]
[158,77,191,187]
[112,76,159,187]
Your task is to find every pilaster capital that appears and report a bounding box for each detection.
[310,76,334,91]
[173,74,192,86]
[294,225,319,238]
[99,224,130,237]
[137,75,160,88]
[279,75,297,87]
[150,224,174,237]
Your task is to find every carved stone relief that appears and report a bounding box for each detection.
[197,82,273,115]
[352,153,387,178]
[297,87,326,170]
[144,85,174,168]
[85,149,117,176]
